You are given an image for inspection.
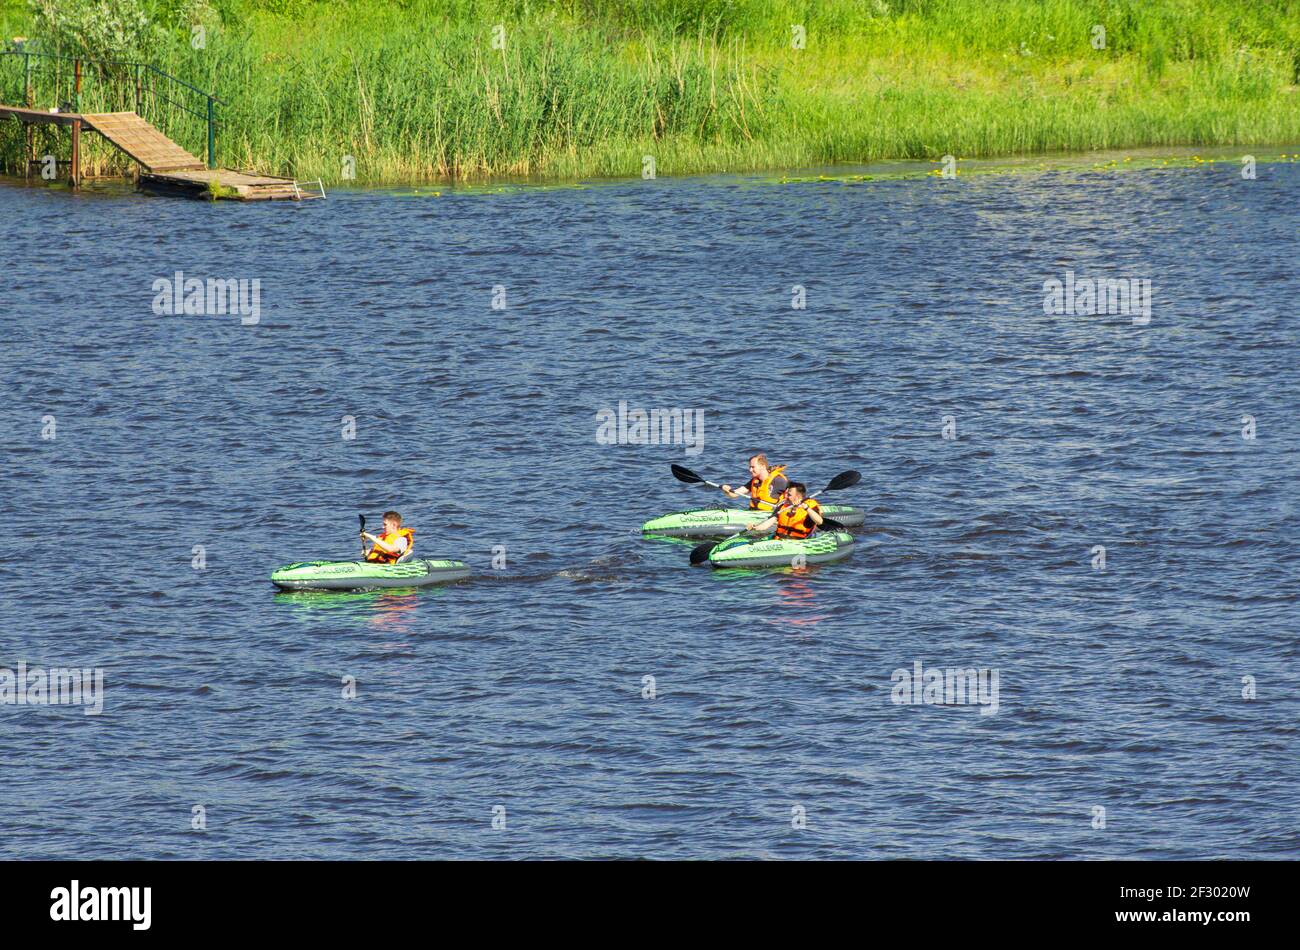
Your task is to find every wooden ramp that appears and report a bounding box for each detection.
[1,103,322,200]
[83,112,322,200]
[81,111,206,172]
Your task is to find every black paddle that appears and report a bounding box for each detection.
[358,514,366,558]
[670,464,725,490]
[688,538,723,565]
[817,470,861,494]
[689,470,861,565]
[810,470,862,530]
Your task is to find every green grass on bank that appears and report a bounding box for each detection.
[1,0,1298,183]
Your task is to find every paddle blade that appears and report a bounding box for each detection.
[822,470,862,493]
[671,464,705,484]
[689,540,716,565]
[820,517,845,531]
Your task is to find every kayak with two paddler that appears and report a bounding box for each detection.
[680,467,863,569]
[643,462,865,537]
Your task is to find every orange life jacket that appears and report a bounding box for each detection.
[747,464,788,510]
[775,499,821,539]
[366,527,414,563]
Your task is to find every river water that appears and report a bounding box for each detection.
[1,157,1296,858]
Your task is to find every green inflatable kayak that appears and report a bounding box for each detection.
[642,505,864,538]
[270,558,470,591]
[703,531,855,569]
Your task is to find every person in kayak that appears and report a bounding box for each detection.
[721,454,789,511]
[748,483,823,539]
[361,511,415,563]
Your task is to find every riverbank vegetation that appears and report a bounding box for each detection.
[2,0,1298,182]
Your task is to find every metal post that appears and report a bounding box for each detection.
[23,52,32,176]
[135,63,142,116]
[70,117,81,188]
[207,96,216,169]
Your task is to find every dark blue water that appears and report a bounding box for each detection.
[1,161,1297,859]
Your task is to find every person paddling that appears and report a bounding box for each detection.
[361,510,414,563]
[721,454,789,511]
[748,483,823,539]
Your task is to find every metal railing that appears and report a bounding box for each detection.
[293,178,327,200]
[0,45,223,168]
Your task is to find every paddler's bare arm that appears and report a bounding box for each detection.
[361,532,402,554]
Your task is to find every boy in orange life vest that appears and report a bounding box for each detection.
[361,511,415,563]
[721,453,790,511]
[749,483,823,539]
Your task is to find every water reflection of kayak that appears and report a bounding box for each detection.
[270,558,470,591]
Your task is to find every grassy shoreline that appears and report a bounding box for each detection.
[1,0,1298,184]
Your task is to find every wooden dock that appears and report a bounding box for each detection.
[139,167,319,201]
[0,104,322,201]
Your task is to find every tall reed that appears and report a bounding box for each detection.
[2,0,1297,182]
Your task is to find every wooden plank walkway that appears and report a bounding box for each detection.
[1,104,323,200]
[81,112,206,172]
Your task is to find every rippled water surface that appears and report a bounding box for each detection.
[1,162,1297,859]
